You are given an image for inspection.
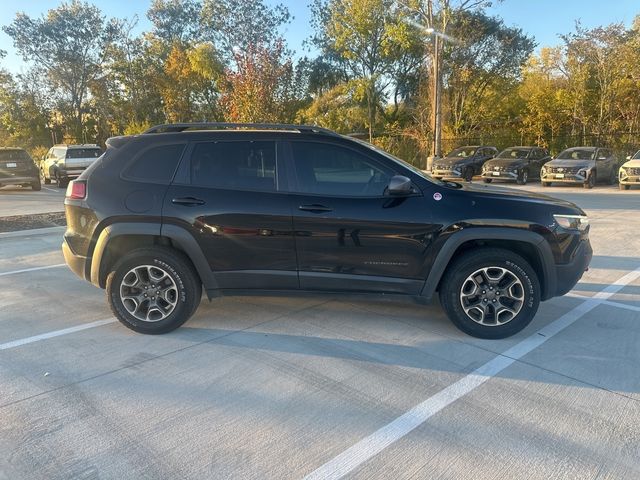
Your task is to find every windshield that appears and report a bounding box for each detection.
[497,148,530,159]
[557,149,595,161]
[447,147,476,158]
[632,150,640,160]
[66,148,102,159]
[0,150,31,162]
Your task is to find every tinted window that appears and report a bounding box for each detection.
[66,148,102,159]
[125,144,185,183]
[497,148,530,159]
[447,147,476,158]
[190,141,276,192]
[291,142,392,196]
[557,149,595,160]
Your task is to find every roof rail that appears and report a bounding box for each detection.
[142,122,341,137]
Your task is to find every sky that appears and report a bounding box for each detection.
[0,0,638,74]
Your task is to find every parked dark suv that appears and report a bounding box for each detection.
[63,123,592,339]
[431,145,498,181]
[0,147,41,190]
[481,146,551,185]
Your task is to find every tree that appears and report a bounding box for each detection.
[147,0,203,44]
[3,0,119,142]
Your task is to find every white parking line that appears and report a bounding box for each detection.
[567,292,640,312]
[42,186,61,193]
[303,266,640,480]
[0,318,116,351]
[0,264,66,277]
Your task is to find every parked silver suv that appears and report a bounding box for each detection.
[41,144,103,188]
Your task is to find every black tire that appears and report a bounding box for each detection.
[483,178,493,183]
[542,182,551,187]
[516,169,529,185]
[31,179,41,191]
[106,247,202,334]
[438,248,540,339]
[620,184,630,190]
[608,169,617,185]
[463,168,474,182]
[42,169,51,184]
[584,172,595,189]
[55,172,68,189]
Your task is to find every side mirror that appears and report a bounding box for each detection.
[387,175,413,196]
[627,155,631,160]
[597,157,607,161]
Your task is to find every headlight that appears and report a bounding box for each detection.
[541,166,547,174]
[577,169,587,177]
[553,214,589,231]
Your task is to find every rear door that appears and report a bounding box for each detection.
[286,140,436,294]
[162,137,297,290]
[595,148,614,181]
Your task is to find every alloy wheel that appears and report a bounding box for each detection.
[459,266,525,326]
[119,265,179,322]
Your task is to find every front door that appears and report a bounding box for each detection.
[286,140,437,295]
[163,138,297,290]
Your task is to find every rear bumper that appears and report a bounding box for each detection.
[62,237,90,282]
[554,240,592,297]
[57,168,86,180]
[0,175,38,185]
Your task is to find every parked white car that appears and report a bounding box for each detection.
[41,144,102,188]
[619,150,640,190]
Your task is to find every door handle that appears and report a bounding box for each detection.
[299,204,333,213]
[172,197,206,206]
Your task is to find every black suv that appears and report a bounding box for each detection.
[0,147,41,190]
[431,146,498,181]
[63,123,592,339]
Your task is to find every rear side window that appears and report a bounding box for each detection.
[290,142,392,197]
[66,148,102,159]
[125,144,185,183]
[190,141,276,192]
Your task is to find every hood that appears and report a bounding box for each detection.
[449,181,583,212]
[545,158,594,169]
[435,156,473,167]
[483,158,527,168]
[622,159,640,168]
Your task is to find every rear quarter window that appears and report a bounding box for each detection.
[124,144,186,184]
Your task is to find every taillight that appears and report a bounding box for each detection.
[66,180,86,200]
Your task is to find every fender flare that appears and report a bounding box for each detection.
[90,222,217,291]
[420,227,556,301]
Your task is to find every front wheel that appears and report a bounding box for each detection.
[483,178,493,183]
[620,184,630,190]
[106,247,202,334]
[584,173,595,189]
[439,248,540,339]
[31,179,41,191]
[542,182,551,187]
[516,169,529,185]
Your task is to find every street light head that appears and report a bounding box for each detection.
[424,27,435,35]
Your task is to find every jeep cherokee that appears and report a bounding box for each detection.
[62,123,592,339]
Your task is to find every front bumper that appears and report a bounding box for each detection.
[619,171,640,185]
[481,171,517,181]
[541,172,587,184]
[554,240,592,297]
[431,168,462,179]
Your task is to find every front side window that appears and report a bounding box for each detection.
[497,148,530,159]
[291,142,392,197]
[448,147,476,158]
[190,141,276,192]
[557,149,595,161]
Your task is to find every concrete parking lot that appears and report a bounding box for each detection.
[0,184,65,217]
[0,183,639,479]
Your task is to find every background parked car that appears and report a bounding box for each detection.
[540,147,617,189]
[431,146,498,181]
[619,150,640,190]
[41,144,103,188]
[0,147,41,191]
[481,146,551,185]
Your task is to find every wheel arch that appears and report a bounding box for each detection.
[90,223,217,291]
[420,228,556,302]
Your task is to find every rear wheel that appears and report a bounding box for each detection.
[483,178,493,183]
[542,182,551,187]
[608,169,617,185]
[55,171,68,189]
[106,247,202,334]
[31,179,41,191]
[41,169,51,185]
[439,248,540,339]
